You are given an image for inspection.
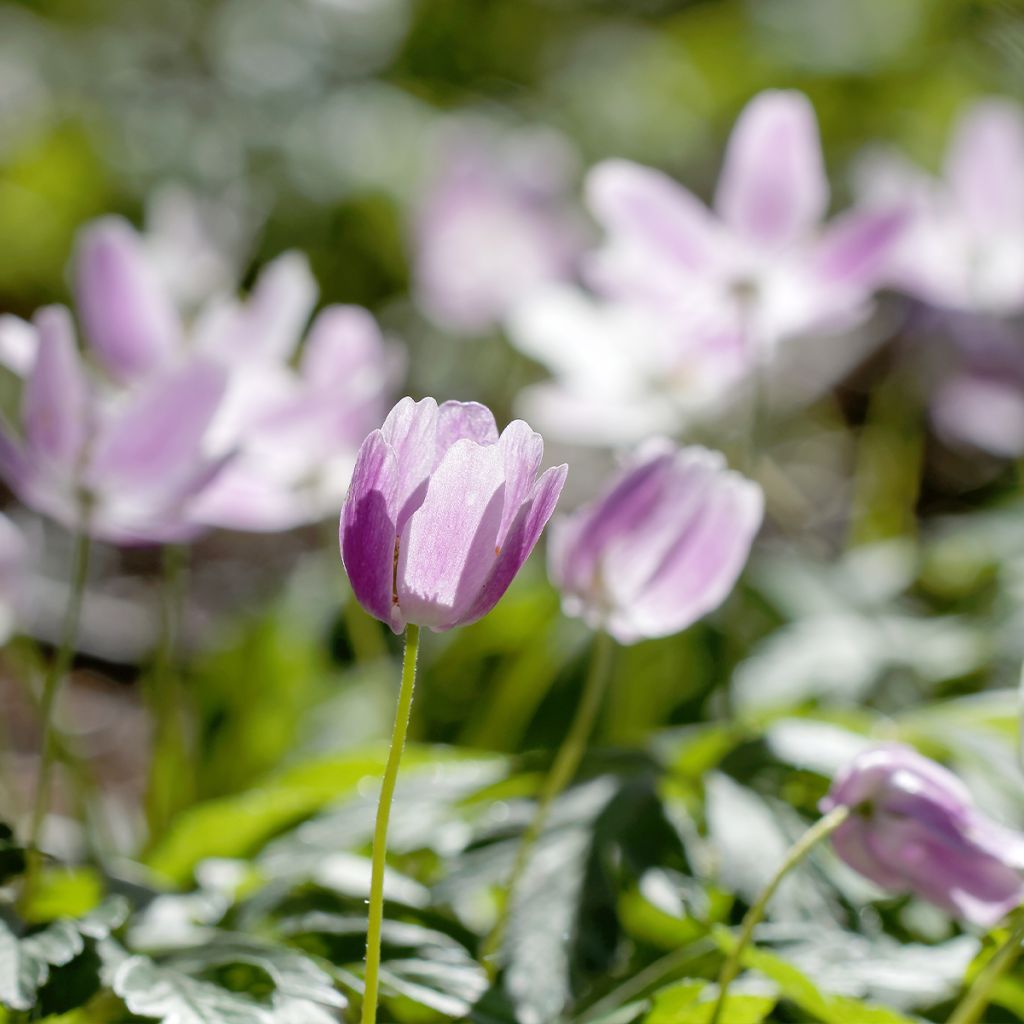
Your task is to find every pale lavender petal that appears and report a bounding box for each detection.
[715,90,828,247]
[87,358,227,497]
[381,396,442,530]
[395,438,506,631]
[458,462,567,627]
[550,443,678,597]
[24,306,87,468]
[609,469,763,642]
[74,216,181,379]
[586,159,721,271]
[495,420,543,544]
[0,315,37,376]
[301,305,384,385]
[340,430,400,628]
[0,419,30,494]
[236,251,318,362]
[932,373,1024,458]
[945,98,1024,230]
[435,400,499,449]
[815,207,908,286]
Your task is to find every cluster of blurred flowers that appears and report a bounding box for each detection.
[0,86,1020,642]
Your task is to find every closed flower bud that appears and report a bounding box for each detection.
[822,744,1024,927]
[340,397,567,633]
[548,441,763,644]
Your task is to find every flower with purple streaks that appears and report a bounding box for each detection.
[340,397,567,632]
[822,744,1024,927]
[548,441,763,643]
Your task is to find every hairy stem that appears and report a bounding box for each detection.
[709,804,850,1024]
[362,623,420,1024]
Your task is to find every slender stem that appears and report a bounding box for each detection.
[24,531,92,889]
[709,804,850,1024]
[948,909,1024,1024]
[481,630,616,972]
[362,623,420,1024]
[143,544,190,843]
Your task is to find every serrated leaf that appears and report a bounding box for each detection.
[0,900,126,1012]
[714,929,920,1024]
[146,745,496,884]
[113,955,273,1024]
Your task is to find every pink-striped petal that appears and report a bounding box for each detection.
[715,90,828,247]
[24,306,87,469]
[74,216,181,379]
[340,430,400,628]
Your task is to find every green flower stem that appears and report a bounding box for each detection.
[708,803,850,1024]
[24,530,92,896]
[482,630,616,973]
[362,623,421,1024]
[948,909,1024,1024]
[143,544,191,844]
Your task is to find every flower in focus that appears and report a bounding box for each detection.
[548,441,763,643]
[586,90,905,357]
[857,98,1024,314]
[0,307,229,545]
[340,396,567,633]
[72,216,399,531]
[413,124,582,334]
[821,743,1024,927]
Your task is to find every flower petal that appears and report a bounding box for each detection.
[0,315,37,376]
[340,430,400,629]
[715,90,828,247]
[24,306,88,469]
[395,438,506,631]
[74,216,181,379]
[87,358,227,498]
[235,251,318,362]
[609,468,763,642]
[302,305,385,386]
[495,420,543,544]
[586,159,720,272]
[945,98,1024,231]
[435,400,500,449]
[459,462,567,627]
[815,207,908,286]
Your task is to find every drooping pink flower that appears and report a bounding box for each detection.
[548,442,763,643]
[822,744,1024,927]
[70,216,399,531]
[858,98,1024,314]
[0,307,229,545]
[340,397,567,633]
[413,125,582,334]
[585,90,906,362]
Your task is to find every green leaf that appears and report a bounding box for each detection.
[646,980,774,1024]
[113,956,273,1024]
[0,900,127,1012]
[713,930,922,1024]
[146,745,496,884]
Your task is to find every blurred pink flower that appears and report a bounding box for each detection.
[509,91,904,445]
[548,441,762,643]
[413,125,582,333]
[70,216,399,531]
[341,397,567,633]
[823,744,1024,927]
[858,98,1024,314]
[0,307,229,545]
[586,90,905,362]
